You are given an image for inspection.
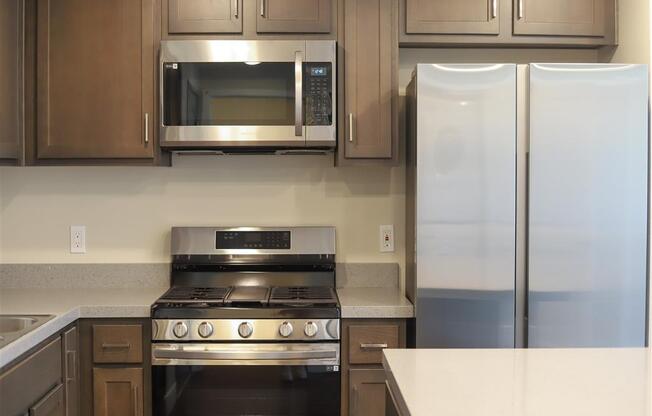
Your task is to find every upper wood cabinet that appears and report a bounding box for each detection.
[513,0,608,37]
[342,0,397,160]
[257,0,332,33]
[0,0,23,164]
[35,0,155,160]
[169,0,242,34]
[405,0,499,35]
[400,0,616,46]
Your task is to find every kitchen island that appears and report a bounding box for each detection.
[383,348,652,416]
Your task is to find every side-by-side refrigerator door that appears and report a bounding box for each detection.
[528,64,649,347]
[415,64,517,348]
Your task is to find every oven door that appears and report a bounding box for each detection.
[152,343,341,416]
[160,40,335,149]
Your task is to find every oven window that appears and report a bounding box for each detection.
[163,62,295,126]
[153,365,340,416]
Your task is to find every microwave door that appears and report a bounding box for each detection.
[161,40,306,148]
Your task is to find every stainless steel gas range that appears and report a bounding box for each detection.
[151,226,340,416]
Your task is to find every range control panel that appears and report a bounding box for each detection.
[304,63,333,126]
[216,231,291,250]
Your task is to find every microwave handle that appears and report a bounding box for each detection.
[294,51,303,137]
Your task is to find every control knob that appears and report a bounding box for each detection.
[238,322,254,338]
[304,321,319,337]
[279,321,294,338]
[198,322,214,338]
[172,321,188,338]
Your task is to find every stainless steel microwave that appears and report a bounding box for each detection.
[159,40,336,152]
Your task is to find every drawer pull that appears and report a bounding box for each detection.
[101,342,131,349]
[360,343,388,350]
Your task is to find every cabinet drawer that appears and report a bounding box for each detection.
[348,325,399,364]
[93,325,143,364]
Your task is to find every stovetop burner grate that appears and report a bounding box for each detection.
[269,286,337,304]
[158,286,230,303]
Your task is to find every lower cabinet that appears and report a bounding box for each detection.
[0,324,79,416]
[349,368,387,416]
[341,319,406,416]
[78,319,151,416]
[93,368,143,416]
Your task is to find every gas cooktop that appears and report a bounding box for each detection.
[155,285,339,307]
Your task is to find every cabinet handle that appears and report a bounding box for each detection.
[360,343,388,350]
[144,113,149,144]
[234,0,238,18]
[260,0,265,17]
[348,113,354,142]
[65,351,76,382]
[518,0,523,19]
[491,0,497,18]
[101,342,131,349]
[132,385,140,416]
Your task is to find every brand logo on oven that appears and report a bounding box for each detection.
[165,63,178,69]
[327,366,339,372]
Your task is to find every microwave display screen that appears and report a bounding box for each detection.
[310,67,328,76]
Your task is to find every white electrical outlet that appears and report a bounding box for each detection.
[380,225,394,253]
[70,225,86,254]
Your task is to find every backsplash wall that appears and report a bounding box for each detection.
[0,156,405,265]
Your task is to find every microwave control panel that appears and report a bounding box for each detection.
[304,63,333,126]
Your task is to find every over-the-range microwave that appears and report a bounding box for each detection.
[159,40,336,153]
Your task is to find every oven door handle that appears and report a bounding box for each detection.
[152,344,340,366]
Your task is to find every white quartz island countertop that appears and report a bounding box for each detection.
[383,348,652,416]
[0,287,166,368]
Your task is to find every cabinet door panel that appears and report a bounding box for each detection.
[257,0,331,33]
[514,0,607,37]
[349,368,387,416]
[0,0,23,162]
[30,384,65,416]
[93,368,143,416]
[169,0,242,34]
[406,0,499,35]
[343,0,396,159]
[36,0,154,159]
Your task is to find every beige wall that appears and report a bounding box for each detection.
[0,157,405,265]
[600,0,650,64]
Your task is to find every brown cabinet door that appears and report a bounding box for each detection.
[93,368,143,416]
[343,0,396,159]
[0,0,23,163]
[168,0,242,34]
[405,0,499,35]
[257,0,332,33]
[63,327,79,416]
[0,338,62,416]
[30,384,65,416]
[349,368,387,416]
[36,0,154,159]
[513,0,608,37]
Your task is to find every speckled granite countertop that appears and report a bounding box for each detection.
[337,287,414,318]
[0,287,166,368]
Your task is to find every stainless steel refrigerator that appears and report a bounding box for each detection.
[406,63,649,348]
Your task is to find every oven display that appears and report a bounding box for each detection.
[216,231,291,249]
